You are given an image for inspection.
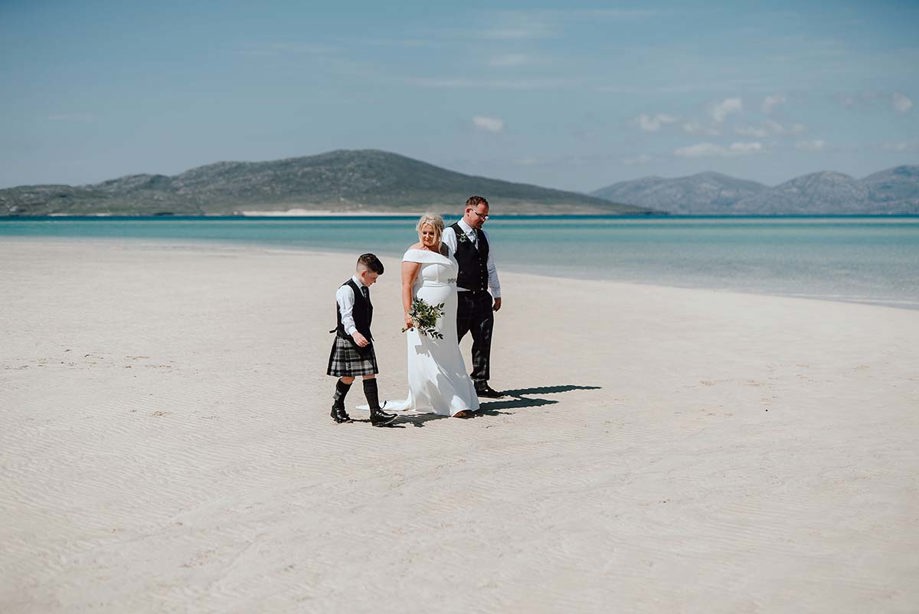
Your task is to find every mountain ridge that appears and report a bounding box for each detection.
[591,166,919,214]
[3,151,916,216]
[0,149,647,217]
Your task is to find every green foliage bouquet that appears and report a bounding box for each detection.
[402,298,445,339]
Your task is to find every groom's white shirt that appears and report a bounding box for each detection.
[335,275,368,336]
[442,219,501,298]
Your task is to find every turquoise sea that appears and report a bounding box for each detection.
[2,215,918,310]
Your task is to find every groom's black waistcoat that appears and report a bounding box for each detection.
[335,279,373,341]
[451,223,490,292]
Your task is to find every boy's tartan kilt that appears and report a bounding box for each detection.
[327,335,378,377]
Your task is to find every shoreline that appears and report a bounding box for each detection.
[3,234,917,313]
[3,212,916,219]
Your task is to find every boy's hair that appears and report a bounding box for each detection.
[356,253,384,275]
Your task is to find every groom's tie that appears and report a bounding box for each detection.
[361,285,369,301]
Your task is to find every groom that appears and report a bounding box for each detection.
[442,195,503,398]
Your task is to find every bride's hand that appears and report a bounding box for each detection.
[404,314,415,330]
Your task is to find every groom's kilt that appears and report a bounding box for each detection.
[327,335,378,377]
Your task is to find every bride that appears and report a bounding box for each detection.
[388,213,480,418]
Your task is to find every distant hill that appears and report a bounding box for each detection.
[0,150,648,216]
[591,171,767,215]
[861,165,919,213]
[733,172,868,215]
[591,165,919,214]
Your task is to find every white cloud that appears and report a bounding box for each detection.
[472,115,505,133]
[624,154,653,166]
[682,121,720,136]
[839,91,914,114]
[675,143,723,158]
[728,142,764,155]
[583,9,665,19]
[408,76,573,90]
[480,12,555,40]
[881,141,916,152]
[674,141,763,158]
[672,97,803,142]
[489,54,529,68]
[766,120,806,135]
[735,120,806,138]
[762,95,786,114]
[837,93,865,109]
[892,92,913,113]
[795,139,826,152]
[636,113,678,132]
[710,98,742,123]
[735,126,769,138]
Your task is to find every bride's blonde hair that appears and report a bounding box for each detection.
[416,213,444,241]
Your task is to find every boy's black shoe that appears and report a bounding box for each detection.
[370,408,397,427]
[331,404,352,423]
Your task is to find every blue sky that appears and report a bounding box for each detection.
[1,0,917,191]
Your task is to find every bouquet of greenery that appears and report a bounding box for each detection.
[402,298,445,339]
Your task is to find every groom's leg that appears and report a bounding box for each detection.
[456,291,475,341]
[469,292,494,385]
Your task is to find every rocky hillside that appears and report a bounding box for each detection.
[591,172,766,215]
[0,150,647,216]
[861,165,919,213]
[734,172,869,215]
[591,166,919,214]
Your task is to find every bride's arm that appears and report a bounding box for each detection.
[401,261,421,329]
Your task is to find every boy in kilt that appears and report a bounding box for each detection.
[327,253,397,427]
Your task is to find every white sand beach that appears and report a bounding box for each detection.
[1,239,917,613]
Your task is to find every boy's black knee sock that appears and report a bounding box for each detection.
[362,378,380,411]
[333,379,352,407]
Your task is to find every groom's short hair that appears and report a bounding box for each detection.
[356,253,384,275]
[465,195,488,209]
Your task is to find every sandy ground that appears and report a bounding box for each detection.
[1,239,917,613]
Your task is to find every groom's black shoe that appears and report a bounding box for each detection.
[370,407,397,427]
[331,403,353,424]
[475,383,504,398]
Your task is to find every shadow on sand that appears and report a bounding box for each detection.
[390,383,601,427]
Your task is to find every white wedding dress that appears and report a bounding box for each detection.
[384,248,480,417]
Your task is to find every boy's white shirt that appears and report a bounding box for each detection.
[335,275,368,336]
